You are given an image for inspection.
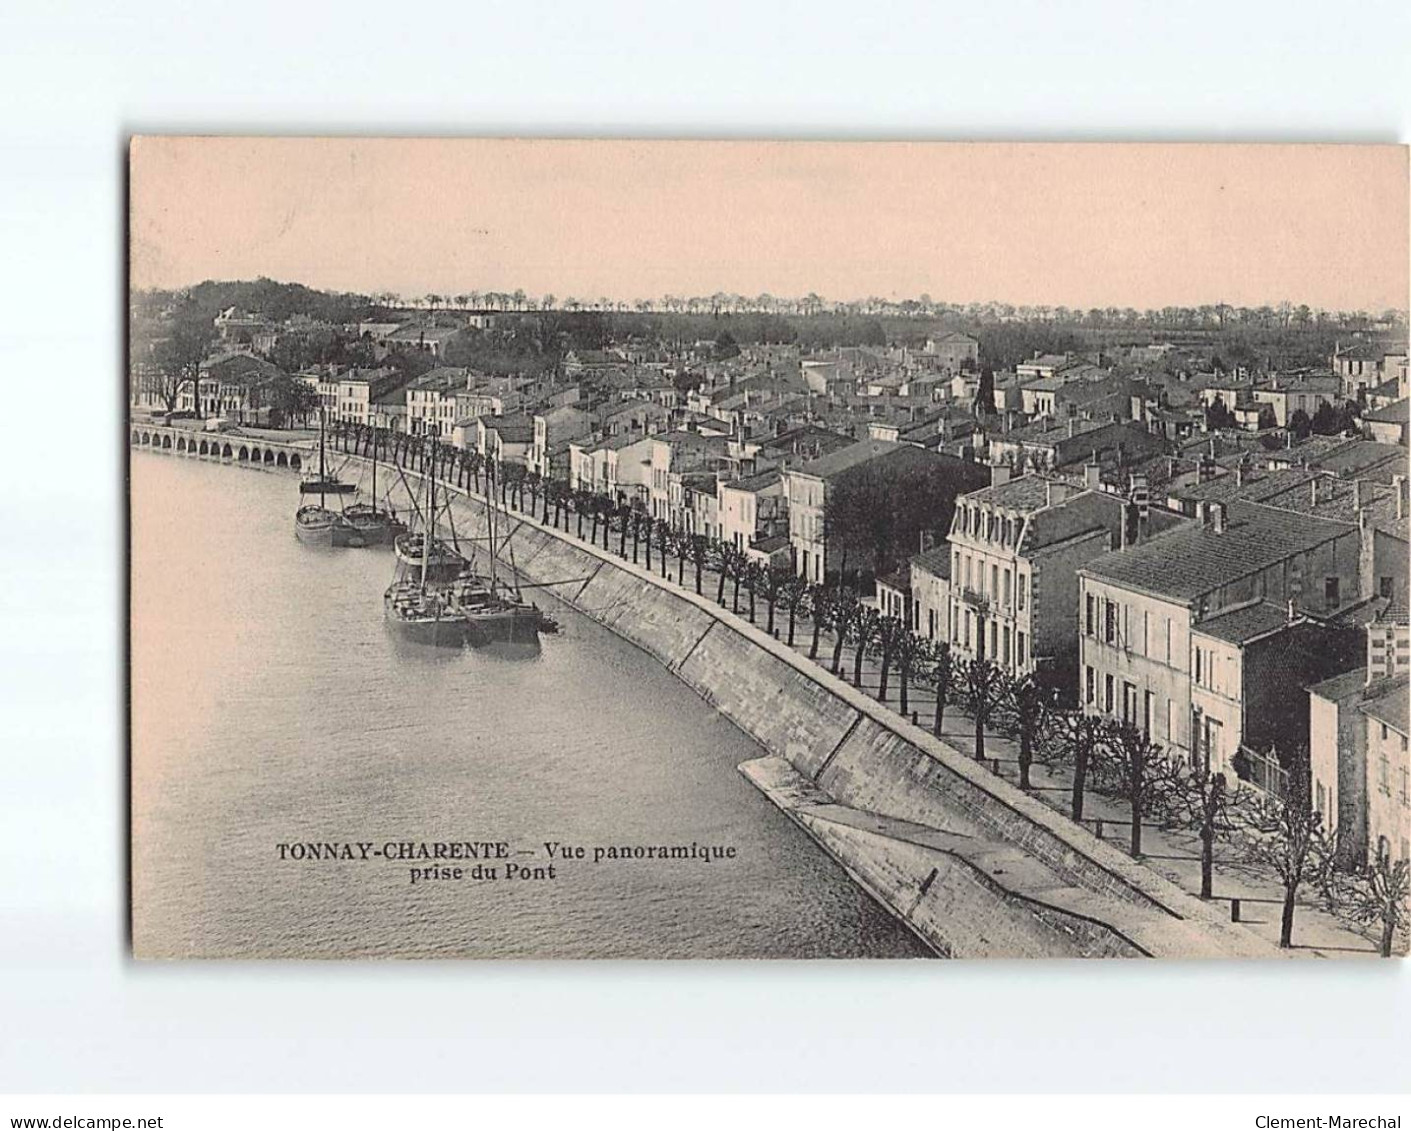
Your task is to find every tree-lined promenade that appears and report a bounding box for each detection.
[321,420,1406,957]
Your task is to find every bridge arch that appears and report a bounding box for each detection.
[289,454,302,471]
[222,444,233,459]
[176,437,187,452]
[263,449,275,464]
[161,434,172,449]
[140,431,151,445]
[276,451,288,467]
[131,430,140,446]
[238,446,250,461]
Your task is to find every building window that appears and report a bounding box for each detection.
[1003,569,1012,608]
[1379,576,1394,599]
[1324,577,1340,608]
[1017,630,1026,666]
[1104,673,1114,713]
[1104,600,1118,644]
[1019,574,1027,611]
[1085,593,1095,636]
[1085,666,1095,705]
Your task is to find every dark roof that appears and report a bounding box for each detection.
[910,544,952,577]
[794,438,901,479]
[1080,501,1357,604]
[1308,667,1373,703]
[877,563,912,591]
[726,469,783,493]
[1174,467,1316,504]
[483,412,534,443]
[1358,676,1409,734]
[1303,440,1405,479]
[1364,397,1409,424]
[962,474,1054,510]
[1191,601,1296,645]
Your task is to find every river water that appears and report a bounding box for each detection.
[130,451,928,959]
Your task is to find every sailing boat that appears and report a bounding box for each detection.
[461,461,557,648]
[344,428,409,546]
[294,409,361,547]
[392,440,467,581]
[383,446,468,647]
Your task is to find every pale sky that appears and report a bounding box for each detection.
[129,138,1409,313]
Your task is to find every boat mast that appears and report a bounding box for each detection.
[420,438,432,594]
[318,407,327,508]
[487,460,499,593]
[371,427,377,513]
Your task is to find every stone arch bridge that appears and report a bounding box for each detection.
[129,422,312,471]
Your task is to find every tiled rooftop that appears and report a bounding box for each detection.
[1080,501,1357,603]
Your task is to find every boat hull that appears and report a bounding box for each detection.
[463,605,545,648]
[382,592,466,648]
[393,533,466,583]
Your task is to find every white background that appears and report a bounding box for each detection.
[1,0,1408,1095]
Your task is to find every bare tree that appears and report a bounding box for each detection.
[1234,756,1335,949]
[1324,852,1410,958]
[1000,672,1055,790]
[851,605,881,689]
[1102,723,1168,857]
[828,588,860,677]
[925,640,954,737]
[891,628,925,718]
[1163,757,1242,900]
[873,614,907,702]
[959,656,1005,763]
[1055,712,1110,823]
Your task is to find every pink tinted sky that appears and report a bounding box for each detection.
[130,138,1408,312]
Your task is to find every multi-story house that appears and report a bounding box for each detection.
[718,470,785,553]
[407,368,469,438]
[528,406,595,481]
[1361,675,1410,864]
[179,352,287,422]
[784,440,989,586]
[682,475,721,540]
[648,432,731,527]
[569,433,656,508]
[1078,501,1366,770]
[1310,614,1411,867]
[476,412,535,466]
[923,331,979,374]
[910,544,952,643]
[947,475,1185,690]
[1252,375,1342,427]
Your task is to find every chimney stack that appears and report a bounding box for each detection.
[1068,418,1077,438]
[1211,501,1227,534]
[1084,462,1101,490]
[1395,474,1407,520]
[1354,479,1366,511]
[1046,480,1069,507]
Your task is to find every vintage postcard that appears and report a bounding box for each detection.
[128,138,1409,959]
